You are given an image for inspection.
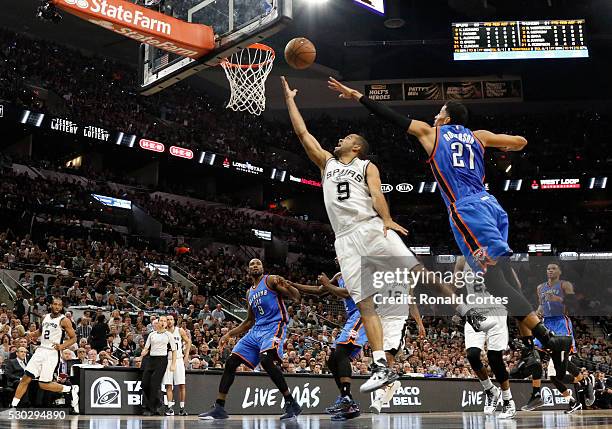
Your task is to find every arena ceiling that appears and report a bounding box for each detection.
[2,0,612,95]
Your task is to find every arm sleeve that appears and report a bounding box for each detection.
[144,334,151,349]
[359,96,413,130]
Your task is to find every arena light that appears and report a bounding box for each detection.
[410,246,431,255]
[528,243,552,253]
[589,177,607,189]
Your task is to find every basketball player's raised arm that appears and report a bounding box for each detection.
[281,77,333,170]
[269,275,301,302]
[56,317,77,351]
[327,77,437,155]
[473,130,527,152]
[366,162,409,237]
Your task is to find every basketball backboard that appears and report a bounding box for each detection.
[139,0,291,95]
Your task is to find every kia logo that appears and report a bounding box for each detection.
[170,146,194,159]
[139,139,165,153]
[64,0,89,9]
[91,376,121,408]
[396,183,413,192]
[381,184,393,193]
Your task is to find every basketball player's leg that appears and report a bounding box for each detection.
[464,321,501,415]
[371,317,406,413]
[486,317,515,419]
[335,239,396,392]
[199,334,259,419]
[258,325,302,419]
[450,198,572,363]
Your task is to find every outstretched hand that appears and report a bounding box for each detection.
[327,77,362,100]
[383,219,409,237]
[281,76,298,100]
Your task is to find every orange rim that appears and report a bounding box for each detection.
[221,43,275,69]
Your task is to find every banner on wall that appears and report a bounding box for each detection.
[79,367,570,415]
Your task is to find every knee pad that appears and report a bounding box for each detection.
[226,353,243,372]
[334,345,354,379]
[466,347,484,371]
[487,350,509,383]
[258,350,280,368]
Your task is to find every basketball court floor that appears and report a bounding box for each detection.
[3,412,611,429]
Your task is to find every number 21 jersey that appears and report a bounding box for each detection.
[428,125,486,207]
[323,157,378,237]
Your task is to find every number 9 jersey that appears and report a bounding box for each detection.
[322,157,378,238]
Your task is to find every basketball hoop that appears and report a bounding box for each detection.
[221,43,275,116]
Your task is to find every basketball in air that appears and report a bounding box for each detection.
[284,37,317,70]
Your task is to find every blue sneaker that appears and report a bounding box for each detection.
[198,403,229,420]
[325,396,343,414]
[280,401,302,420]
[330,397,361,421]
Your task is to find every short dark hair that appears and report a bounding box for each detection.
[353,134,369,158]
[444,101,469,125]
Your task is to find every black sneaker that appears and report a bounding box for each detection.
[280,401,302,420]
[142,410,153,417]
[565,396,582,414]
[511,347,542,380]
[330,397,361,421]
[179,408,188,416]
[359,364,399,393]
[521,393,544,411]
[546,335,572,376]
[325,396,343,414]
[198,403,229,420]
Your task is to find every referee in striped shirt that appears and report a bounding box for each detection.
[140,315,177,416]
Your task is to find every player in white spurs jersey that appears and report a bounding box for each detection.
[7,298,80,413]
[163,314,192,416]
[282,76,425,393]
[455,257,515,419]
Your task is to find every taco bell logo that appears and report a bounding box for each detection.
[91,376,121,408]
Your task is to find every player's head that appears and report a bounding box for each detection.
[546,263,561,280]
[50,297,63,316]
[248,258,264,277]
[166,314,175,329]
[434,101,469,127]
[334,134,369,159]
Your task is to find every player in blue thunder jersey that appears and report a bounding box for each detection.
[518,263,594,413]
[327,77,573,389]
[198,259,302,420]
[288,272,366,421]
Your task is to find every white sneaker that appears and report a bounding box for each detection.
[381,381,401,406]
[370,389,385,414]
[498,399,516,419]
[71,385,80,414]
[360,365,399,393]
[484,386,501,415]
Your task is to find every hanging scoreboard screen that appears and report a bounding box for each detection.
[453,20,588,60]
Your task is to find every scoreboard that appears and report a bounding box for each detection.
[453,20,588,60]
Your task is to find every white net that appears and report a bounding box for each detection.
[221,44,275,116]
